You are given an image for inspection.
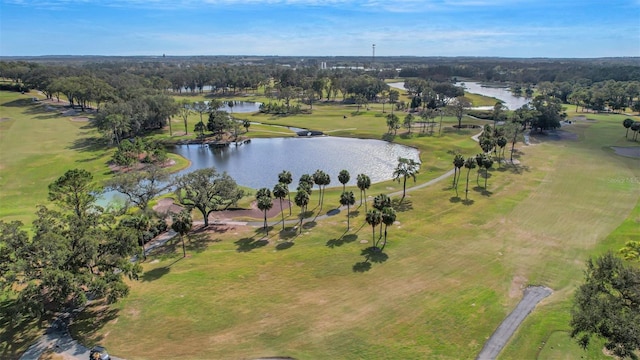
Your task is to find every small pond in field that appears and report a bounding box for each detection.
[217,101,262,113]
[171,136,420,190]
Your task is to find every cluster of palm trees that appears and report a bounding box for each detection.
[254,169,400,249]
[247,157,421,251]
[365,194,397,251]
[623,118,640,141]
[452,125,504,201]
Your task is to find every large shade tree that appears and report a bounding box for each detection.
[106,165,172,214]
[0,169,141,318]
[570,253,640,359]
[175,168,245,227]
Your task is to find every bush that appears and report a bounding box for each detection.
[467,110,494,120]
[0,83,30,92]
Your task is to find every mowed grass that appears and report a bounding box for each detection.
[72,112,639,359]
[0,92,115,224]
[2,88,639,359]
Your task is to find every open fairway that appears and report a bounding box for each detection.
[1,88,639,359]
[69,112,638,359]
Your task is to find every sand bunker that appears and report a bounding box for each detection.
[611,146,640,158]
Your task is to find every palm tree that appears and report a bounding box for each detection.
[373,194,391,238]
[294,189,310,234]
[475,153,484,186]
[404,113,414,134]
[171,210,193,258]
[381,207,396,251]
[339,191,356,231]
[386,113,400,134]
[464,157,477,200]
[393,157,420,201]
[623,118,634,138]
[278,170,293,215]
[338,169,350,192]
[298,174,314,206]
[365,209,382,248]
[373,193,391,211]
[272,183,289,230]
[452,153,465,189]
[256,188,273,234]
[356,173,371,211]
[313,170,330,208]
[482,155,494,189]
[496,136,507,167]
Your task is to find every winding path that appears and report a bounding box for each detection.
[476,286,553,360]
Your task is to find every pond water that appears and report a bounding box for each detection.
[171,137,420,190]
[218,101,262,113]
[388,81,529,110]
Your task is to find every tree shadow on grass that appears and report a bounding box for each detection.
[186,233,220,253]
[302,220,317,230]
[361,247,389,263]
[449,196,462,203]
[0,299,44,360]
[68,299,119,347]
[254,225,275,237]
[462,199,475,206]
[348,209,360,218]
[275,241,295,251]
[391,198,413,212]
[235,237,269,252]
[279,227,298,241]
[68,135,108,152]
[353,246,389,273]
[141,266,171,282]
[326,232,358,248]
[353,261,372,272]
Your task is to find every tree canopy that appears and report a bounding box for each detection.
[175,168,245,227]
[1,169,141,319]
[570,252,640,359]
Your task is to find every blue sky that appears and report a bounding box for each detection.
[1,0,639,57]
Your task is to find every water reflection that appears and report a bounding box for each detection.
[172,137,420,189]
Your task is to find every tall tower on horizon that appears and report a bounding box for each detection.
[372,44,376,67]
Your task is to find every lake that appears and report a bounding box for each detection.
[171,137,421,190]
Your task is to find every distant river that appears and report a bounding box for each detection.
[388,81,529,110]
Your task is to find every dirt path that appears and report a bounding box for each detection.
[476,286,553,360]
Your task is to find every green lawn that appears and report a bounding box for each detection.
[1,90,639,359]
[77,113,638,359]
